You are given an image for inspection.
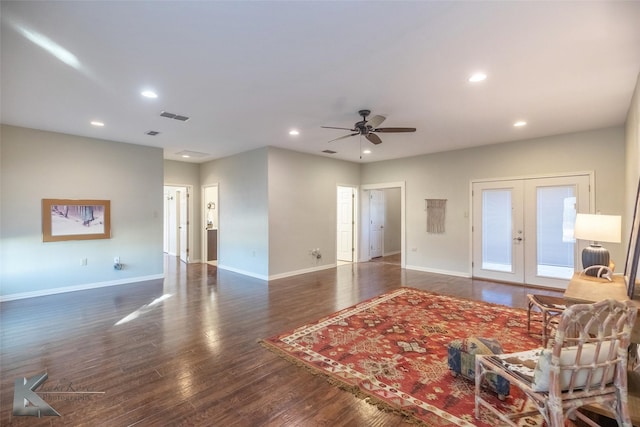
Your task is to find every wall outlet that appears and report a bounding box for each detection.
[114,257,120,264]
[80,258,87,266]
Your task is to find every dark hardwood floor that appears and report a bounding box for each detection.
[1,255,564,426]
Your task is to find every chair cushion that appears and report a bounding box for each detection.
[494,342,617,392]
[495,348,542,383]
[531,341,616,392]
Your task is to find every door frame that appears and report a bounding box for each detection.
[469,171,595,286]
[360,182,405,267]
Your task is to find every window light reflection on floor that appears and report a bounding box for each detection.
[114,294,173,326]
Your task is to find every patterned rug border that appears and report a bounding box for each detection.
[259,287,532,426]
[259,338,428,426]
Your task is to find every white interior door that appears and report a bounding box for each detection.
[369,189,384,258]
[473,175,590,289]
[337,186,355,262]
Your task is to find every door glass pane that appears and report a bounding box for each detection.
[536,186,576,279]
[482,189,512,272]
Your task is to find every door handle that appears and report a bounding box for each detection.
[513,237,523,242]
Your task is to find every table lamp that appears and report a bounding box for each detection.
[573,213,621,277]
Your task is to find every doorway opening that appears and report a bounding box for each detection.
[202,184,219,266]
[164,185,192,264]
[360,182,405,268]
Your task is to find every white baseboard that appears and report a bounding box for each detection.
[383,250,401,257]
[0,274,165,302]
[405,264,471,278]
[217,264,269,281]
[217,263,337,281]
[268,263,336,280]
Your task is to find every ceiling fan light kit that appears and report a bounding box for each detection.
[321,109,416,146]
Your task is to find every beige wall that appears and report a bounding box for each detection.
[384,188,402,254]
[362,127,626,276]
[267,147,360,277]
[0,118,632,299]
[200,147,270,278]
[1,125,164,299]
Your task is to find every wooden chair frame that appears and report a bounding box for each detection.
[475,299,637,427]
[527,293,566,347]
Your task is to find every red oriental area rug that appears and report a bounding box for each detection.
[261,287,544,426]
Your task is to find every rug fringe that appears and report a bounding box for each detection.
[259,339,432,426]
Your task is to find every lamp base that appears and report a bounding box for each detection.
[581,245,610,277]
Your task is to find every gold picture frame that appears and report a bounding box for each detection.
[42,199,111,242]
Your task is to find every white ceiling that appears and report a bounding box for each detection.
[2,1,640,164]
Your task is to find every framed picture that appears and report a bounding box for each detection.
[42,199,111,242]
[625,179,640,298]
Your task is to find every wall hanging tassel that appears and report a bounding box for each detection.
[426,199,447,233]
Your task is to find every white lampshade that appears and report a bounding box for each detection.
[574,213,621,243]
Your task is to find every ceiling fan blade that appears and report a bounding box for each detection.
[328,133,359,143]
[321,126,356,131]
[367,115,386,128]
[372,127,416,133]
[366,133,382,145]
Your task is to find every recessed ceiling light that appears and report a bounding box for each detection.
[141,90,158,99]
[513,121,527,127]
[181,154,190,158]
[175,150,209,158]
[363,149,372,154]
[90,121,104,127]
[289,129,299,136]
[468,72,487,83]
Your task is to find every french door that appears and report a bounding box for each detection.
[472,175,590,289]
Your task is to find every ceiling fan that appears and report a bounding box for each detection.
[321,109,416,145]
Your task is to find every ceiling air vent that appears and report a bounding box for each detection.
[322,150,337,154]
[146,130,160,136]
[160,111,190,122]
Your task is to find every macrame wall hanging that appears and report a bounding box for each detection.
[426,199,447,233]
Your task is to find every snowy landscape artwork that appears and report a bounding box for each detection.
[42,199,110,242]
